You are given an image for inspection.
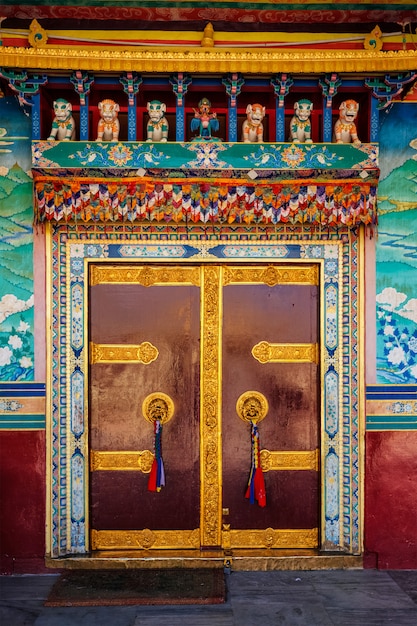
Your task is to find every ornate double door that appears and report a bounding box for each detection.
[89,263,320,553]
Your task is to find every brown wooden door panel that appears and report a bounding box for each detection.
[89,280,200,534]
[222,283,318,343]
[222,282,319,535]
[91,471,200,531]
[222,470,319,530]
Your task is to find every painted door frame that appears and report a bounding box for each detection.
[45,223,364,559]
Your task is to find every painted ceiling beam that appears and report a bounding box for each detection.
[2,2,417,25]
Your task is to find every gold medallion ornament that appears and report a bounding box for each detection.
[142,392,174,425]
[236,391,269,424]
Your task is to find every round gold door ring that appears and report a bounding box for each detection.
[236,391,269,424]
[142,392,175,425]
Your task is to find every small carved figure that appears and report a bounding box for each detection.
[96,99,120,142]
[47,98,76,141]
[333,99,361,146]
[242,103,266,143]
[146,100,169,142]
[191,97,219,140]
[289,99,313,144]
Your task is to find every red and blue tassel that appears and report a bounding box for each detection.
[245,421,266,507]
[148,419,165,492]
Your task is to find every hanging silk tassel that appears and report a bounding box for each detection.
[245,420,266,507]
[148,419,165,492]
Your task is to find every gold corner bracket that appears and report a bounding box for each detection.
[260,449,319,472]
[90,341,159,365]
[252,342,319,364]
[90,450,154,473]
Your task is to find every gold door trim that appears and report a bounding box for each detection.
[90,450,154,473]
[90,341,159,364]
[252,342,319,364]
[91,529,200,550]
[260,449,319,472]
[224,528,318,550]
[90,264,201,286]
[200,265,223,548]
[223,265,319,286]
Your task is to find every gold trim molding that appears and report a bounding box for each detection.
[225,528,318,549]
[260,449,319,472]
[91,529,200,550]
[1,46,416,74]
[90,450,154,473]
[90,342,159,364]
[252,342,319,364]
[200,266,223,548]
[90,449,319,474]
[90,265,201,287]
[223,265,319,286]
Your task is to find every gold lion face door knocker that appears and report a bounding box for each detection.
[236,391,269,508]
[142,392,174,493]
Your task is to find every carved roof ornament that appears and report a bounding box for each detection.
[364,26,383,52]
[201,23,214,48]
[28,19,48,49]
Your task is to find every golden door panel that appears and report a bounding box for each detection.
[89,268,201,549]
[221,277,320,549]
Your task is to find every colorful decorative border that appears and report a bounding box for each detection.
[34,178,378,227]
[32,143,379,227]
[0,382,45,430]
[366,385,417,430]
[48,223,361,557]
[32,141,379,172]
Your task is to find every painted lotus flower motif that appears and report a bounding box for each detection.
[281,145,305,167]
[108,143,133,166]
[184,143,228,169]
[377,304,417,383]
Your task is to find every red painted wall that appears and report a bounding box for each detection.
[364,431,417,569]
[0,432,47,574]
[2,428,416,571]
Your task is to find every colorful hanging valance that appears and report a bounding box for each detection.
[34,177,377,227]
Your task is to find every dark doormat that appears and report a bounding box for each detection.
[45,568,226,606]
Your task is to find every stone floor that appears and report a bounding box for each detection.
[1,569,416,625]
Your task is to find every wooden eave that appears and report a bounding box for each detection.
[1,46,417,74]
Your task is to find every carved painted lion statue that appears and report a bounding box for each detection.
[47,98,76,141]
[146,100,169,142]
[242,103,265,143]
[289,99,313,144]
[96,99,120,142]
[333,99,361,146]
